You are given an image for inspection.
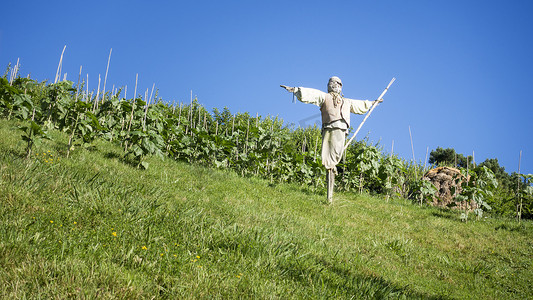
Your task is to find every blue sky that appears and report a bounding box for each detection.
[1,0,532,175]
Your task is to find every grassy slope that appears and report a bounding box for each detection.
[0,118,531,299]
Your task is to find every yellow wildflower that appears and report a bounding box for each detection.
[142,246,147,250]
[112,232,117,237]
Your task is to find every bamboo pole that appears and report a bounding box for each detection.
[85,74,89,102]
[55,45,66,84]
[344,78,395,151]
[9,58,20,85]
[178,103,182,129]
[102,48,112,104]
[424,146,429,170]
[143,83,155,130]
[75,65,82,101]
[142,88,148,130]
[245,119,250,154]
[197,107,201,129]
[93,74,101,112]
[518,150,523,223]
[232,115,235,135]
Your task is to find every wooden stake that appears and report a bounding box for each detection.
[327,169,335,203]
[86,74,89,102]
[9,58,20,85]
[424,146,429,170]
[55,45,66,84]
[143,84,155,130]
[102,48,112,104]
[178,103,182,129]
[232,114,235,135]
[518,150,523,223]
[93,74,101,112]
[344,78,395,151]
[75,65,82,101]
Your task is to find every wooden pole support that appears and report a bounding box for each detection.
[327,169,335,203]
[343,77,396,152]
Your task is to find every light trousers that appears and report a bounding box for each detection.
[321,128,346,171]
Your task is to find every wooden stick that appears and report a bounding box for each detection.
[343,78,395,151]
[327,169,334,203]
[75,65,82,102]
[143,88,148,130]
[9,58,20,85]
[178,103,182,129]
[55,45,66,84]
[232,114,235,135]
[424,146,429,170]
[102,48,112,103]
[93,74,101,112]
[518,150,523,223]
[85,74,89,102]
[143,83,155,130]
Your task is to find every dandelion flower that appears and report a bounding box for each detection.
[142,246,147,250]
[50,220,53,224]
[196,255,200,259]
[73,221,77,225]
[112,232,117,237]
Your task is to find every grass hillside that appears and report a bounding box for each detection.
[1,118,532,299]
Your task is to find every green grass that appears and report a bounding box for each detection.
[1,118,532,299]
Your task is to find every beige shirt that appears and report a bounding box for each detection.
[294,87,373,130]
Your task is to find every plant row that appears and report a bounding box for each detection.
[1,73,531,219]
